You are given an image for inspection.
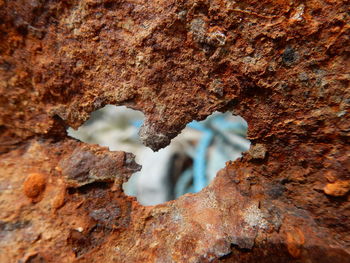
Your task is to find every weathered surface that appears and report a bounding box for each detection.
[0,0,349,262]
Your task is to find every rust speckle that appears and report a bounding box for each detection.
[51,185,66,210]
[23,173,46,201]
[286,227,305,258]
[324,181,350,197]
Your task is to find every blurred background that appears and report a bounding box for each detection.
[68,105,250,206]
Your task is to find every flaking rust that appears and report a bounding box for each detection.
[0,0,349,262]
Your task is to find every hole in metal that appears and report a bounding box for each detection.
[68,105,250,206]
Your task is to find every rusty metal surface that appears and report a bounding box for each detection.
[0,0,349,262]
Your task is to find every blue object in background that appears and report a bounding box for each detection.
[187,121,214,193]
[129,112,249,198]
[174,114,249,196]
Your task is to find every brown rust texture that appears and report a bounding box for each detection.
[0,0,349,262]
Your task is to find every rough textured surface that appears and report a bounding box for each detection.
[0,0,349,262]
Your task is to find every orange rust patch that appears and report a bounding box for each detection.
[52,185,66,210]
[23,172,46,200]
[286,227,305,258]
[324,181,350,197]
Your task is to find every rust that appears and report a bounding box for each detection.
[23,173,46,201]
[324,180,350,197]
[0,0,349,262]
[286,227,305,258]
